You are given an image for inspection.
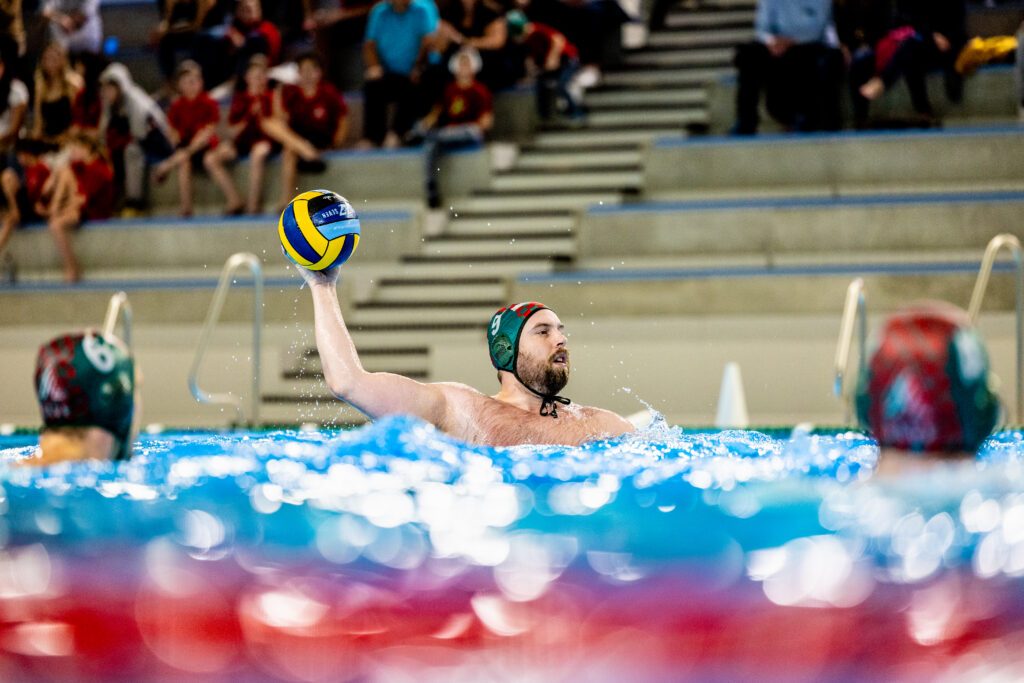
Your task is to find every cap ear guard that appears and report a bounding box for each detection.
[487,302,549,374]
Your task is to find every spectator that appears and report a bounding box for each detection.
[262,0,316,60]
[517,0,628,74]
[98,63,173,211]
[70,51,105,134]
[196,0,281,87]
[0,0,25,67]
[412,47,492,208]
[274,52,344,210]
[0,49,27,154]
[32,41,82,142]
[203,53,275,215]
[153,60,219,217]
[835,0,891,128]
[732,0,843,135]
[42,0,102,55]
[438,0,517,91]
[308,0,378,90]
[153,0,222,82]
[1018,21,1023,121]
[0,141,48,259]
[43,132,114,282]
[855,0,967,125]
[506,10,583,121]
[361,0,438,148]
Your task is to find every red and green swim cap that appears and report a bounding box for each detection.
[487,302,549,374]
[34,331,136,461]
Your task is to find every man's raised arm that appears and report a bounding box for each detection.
[304,268,448,424]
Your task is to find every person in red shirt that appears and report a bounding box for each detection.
[203,53,276,215]
[273,52,347,211]
[506,10,583,120]
[153,60,220,217]
[42,133,115,282]
[0,138,55,259]
[414,47,492,208]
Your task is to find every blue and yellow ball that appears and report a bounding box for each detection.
[279,190,361,271]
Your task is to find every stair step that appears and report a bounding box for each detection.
[645,28,753,48]
[622,47,735,68]
[364,259,557,279]
[419,236,576,258]
[403,254,571,266]
[585,88,706,108]
[515,150,642,170]
[446,215,576,235]
[602,68,730,88]
[586,109,707,129]
[532,129,684,147]
[491,170,642,192]
[350,306,501,326]
[374,281,508,303]
[451,192,622,213]
[661,10,755,31]
[286,352,430,376]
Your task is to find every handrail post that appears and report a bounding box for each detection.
[188,252,264,426]
[834,278,867,425]
[969,234,1023,424]
[102,291,132,349]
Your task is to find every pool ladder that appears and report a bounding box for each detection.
[102,291,133,349]
[189,253,264,426]
[834,234,1024,426]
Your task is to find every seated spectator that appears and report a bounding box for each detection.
[507,10,583,121]
[732,0,843,135]
[203,53,276,215]
[835,0,890,128]
[153,0,224,83]
[411,47,492,208]
[70,51,105,134]
[261,0,316,60]
[361,0,438,149]
[274,52,345,210]
[0,49,27,155]
[853,0,967,126]
[98,63,173,211]
[195,0,281,87]
[438,0,518,91]
[0,139,51,258]
[42,0,103,55]
[29,330,137,465]
[308,0,378,90]
[517,0,628,75]
[153,60,219,217]
[42,132,114,282]
[32,41,83,143]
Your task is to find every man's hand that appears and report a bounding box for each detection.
[766,35,794,57]
[291,258,341,288]
[364,64,384,81]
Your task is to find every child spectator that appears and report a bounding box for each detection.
[43,132,114,282]
[153,0,223,82]
[98,63,173,211]
[33,41,82,142]
[413,47,492,208]
[153,60,219,217]
[506,10,583,121]
[361,0,438,148]
[274,52,345,210]
[0,139,53,258]
[203,53,275,215]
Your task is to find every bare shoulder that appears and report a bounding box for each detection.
[574,404,635,436]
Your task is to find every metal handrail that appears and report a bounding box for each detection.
[968,234,1023,424]
[833,278,867,424]
[102,291,132,349]
[188,252,264,426]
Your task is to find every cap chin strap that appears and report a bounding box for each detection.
[516,376,571,418]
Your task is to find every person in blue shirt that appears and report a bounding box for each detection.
[361,0,439,147]
[732,0,844,135]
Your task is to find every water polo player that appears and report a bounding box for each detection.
[297,266,634,446]
[29,331,138,465]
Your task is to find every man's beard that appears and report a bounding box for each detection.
[518,351,570,396]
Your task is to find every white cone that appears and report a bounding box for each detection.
[715,362,749,429]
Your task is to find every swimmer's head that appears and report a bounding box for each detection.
[488,303,570,396]
[35,331,136,461]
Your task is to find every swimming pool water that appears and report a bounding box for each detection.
[1,417,1023,681]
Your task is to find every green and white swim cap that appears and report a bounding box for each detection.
[34,331,135,461]
[487,302,549,374]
